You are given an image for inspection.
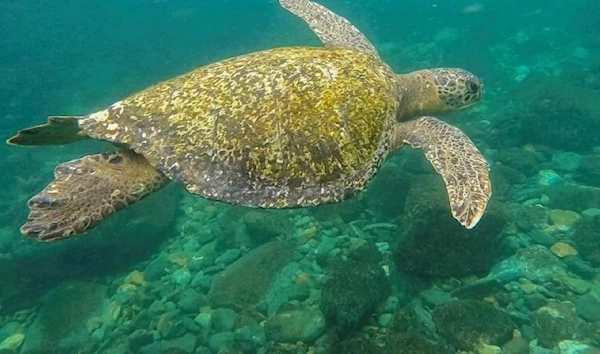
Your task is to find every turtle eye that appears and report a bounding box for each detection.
[108,154,123,165]
[467,80,479,94]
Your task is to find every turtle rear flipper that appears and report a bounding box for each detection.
[7,116,87,146]
[393,116,491,229]
[21,150,168,242]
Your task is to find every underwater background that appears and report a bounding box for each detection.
[0,0,599,352]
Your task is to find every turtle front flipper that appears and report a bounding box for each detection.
[279,0,380,58]
[7,116,88,146]
[21,150,169,242]
[392,116,491,229]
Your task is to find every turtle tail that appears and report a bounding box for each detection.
[20,150,169,242]
[6,116,88,146]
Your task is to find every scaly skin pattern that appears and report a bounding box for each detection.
[395,69,483,121]
[21,150,168,241]
[279,0,380,58]
[392,117,491,229]
[79,47,398,208]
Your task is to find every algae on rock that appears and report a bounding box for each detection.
[432,300,516,351]
[320,258,390,334]
[208,241,294,310]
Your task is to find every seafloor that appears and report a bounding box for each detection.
[0,0,599,353]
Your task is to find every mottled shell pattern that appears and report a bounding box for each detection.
[79,47,398,207]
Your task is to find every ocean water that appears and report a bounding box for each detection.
[0,0,599,352]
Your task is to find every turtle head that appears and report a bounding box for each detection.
[396,68,483,120]
[429,68,483,110]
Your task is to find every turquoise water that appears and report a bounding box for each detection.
[0,0,599,352]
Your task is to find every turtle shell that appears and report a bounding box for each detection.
[80,47,398,208]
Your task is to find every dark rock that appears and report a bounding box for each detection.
[184,259,203,274]
[0,256,19,309]
[530,302,584,348]
[265,305,326,344]
[190,272,213,292]
[196,229,217,246]
[321,258,390,333]
[488,166,514,202]
[498,234,529,256]
[208,241,293,309]
[170,318,188,340]
[391,300,437,338]
[145,256,170,281]
[188,242,217,269]
[515,245,564,283]
[347,241,382,264]
[546,184,600,213]
[288,281,310,302]
[574,216,600,265]
[235,316,266,352]
[451,277,507,301]
[487,258,525,283]
[131,309,153,330]
[332,336,381,354]
[494,148,541,177]
[529,230,556,246]
[582,322,600,348]
[576,154,600,186]
[214,207,253,251]
[139,342,162,354]
[564,256,598,280]
[149,300,166,315]
[432,300,516,351]
[242,210,291,245]
[509,309,530,327]
[154,312,178,339]
[172,268,192,287]
[195,346,212,354]
[494,164,528,185]
[155,282,177,300]
[177,289,206,313]
[160,333,197,353]
[21,281,107,352]
[214,249,242,266]
[257,261,306,316]
[133,290,155,308]
[517,204,549,230]
[324,197,368,225]
[181,317,201,334]
[212,308,238,333]
[422,287,454,308]
[556,273,591,295]
[207,332,236,353]
[520,87,600,152]
[576,293,600,322]
[394,177,506,278]
[384,332,451,354]
[523,293,547,311]
[129,329,154,352]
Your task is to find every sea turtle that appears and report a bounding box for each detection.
[7,0,490,242]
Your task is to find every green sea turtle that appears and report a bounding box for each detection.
[7,0,490,242]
